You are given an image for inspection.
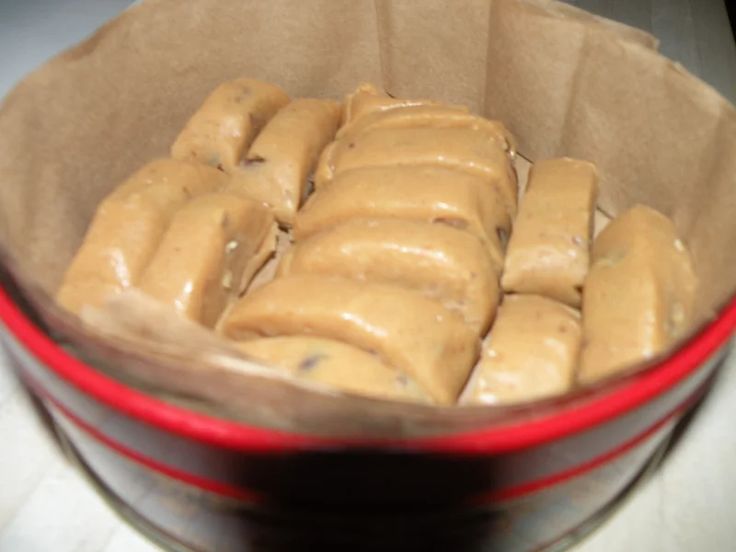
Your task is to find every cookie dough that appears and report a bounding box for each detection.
[315,126,517,213]
[462,294,582,405]
[579,204,697,383]
[237,336,430,403]
[295,165,512,267]
[227,98,341,224]
[139,193,276,327]
[279,218,500,333]
[221,275,479,404]
[171,78,289,172]
[502,158,598,307]
[56,159,227,313]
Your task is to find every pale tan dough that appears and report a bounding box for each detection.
[56,159,227,314]
[335,105,516,174]
[220,275,479,405]
[139,193,276,327]
[226,99,341,225]
[314,126,517,214]
[278,218,500,333]
[339,104,467,138]
[462,294,582,405]
[579,204,697,383]
[502,158,598,307]
[341,82,439,126]
[236,336,431,404]
[337,103,514,142]
[171,78,289,172]
[294,165,511,265]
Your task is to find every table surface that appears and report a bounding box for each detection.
[1,1,735,551]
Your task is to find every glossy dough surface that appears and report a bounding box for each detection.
[463,294,582,405]
[341,83,439,126]
[221,275,479,405]
[237,336,430,403]
[139,193,276,327]
[226,98,341,224]
[579,204,697,382]
[56,159,227,313]
[56,79,700,408]
[294,165,510,269]
[280,218,499,333]
[315,127,517,213]
[171,78,289,172]
[502,158,598,307]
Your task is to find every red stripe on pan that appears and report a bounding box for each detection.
[1,285,734,454]
[36,372,698,504]
[32,382,263,504]
[475,392,698,503]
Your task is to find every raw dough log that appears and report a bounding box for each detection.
[337,104,513,147]
[462,294,581,405]
[221,275,479,405]
[579,204,697,383]
[341,82,438,126]
[237,336,430,403]
[502,158,598,307]
[314,126,517,214]
[171,78,289,172]
[294,165,511,266]
[139,193,276,327]
[56,159,226,314]
[279,218,500,333]
[226,98,341,225]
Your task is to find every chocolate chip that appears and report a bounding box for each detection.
[298,354,325,372]
[434,217,468,230]
[249,113,263,129]
[241,155,266,167]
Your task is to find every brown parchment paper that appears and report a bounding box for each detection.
[0,0,734,438]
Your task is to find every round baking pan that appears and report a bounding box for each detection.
[2,264,734,550]
[2,0,736,549]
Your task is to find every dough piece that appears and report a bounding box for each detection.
[221,275,479,405]
[56,159,227,314]
[171,78,289,172]
[227,99,341,225]
[502,158,598,307]
[342,83,438,126]
[237,336,430,404]
[295,165,512,264]
[337,104,515,154]
[462,294,581,405]
[139,193,276,327]
[314,127,517,213]
[279,218,500,333]
[579,205,697,383]
[339,103,468,138]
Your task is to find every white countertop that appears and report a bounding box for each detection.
[1,1,735,550]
